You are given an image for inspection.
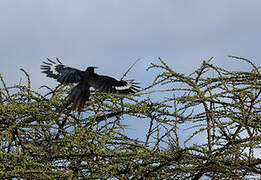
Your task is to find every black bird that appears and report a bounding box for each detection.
[41,58,140,110]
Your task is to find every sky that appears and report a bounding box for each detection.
[0,0,261,142]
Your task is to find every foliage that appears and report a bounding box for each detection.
[0,56,261,179]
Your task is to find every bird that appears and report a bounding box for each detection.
[40,58,140,111]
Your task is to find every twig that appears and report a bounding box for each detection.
[120,58,141,80]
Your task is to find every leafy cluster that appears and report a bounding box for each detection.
[0,57,260,179]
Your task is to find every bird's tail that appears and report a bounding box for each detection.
[61,84,90,111]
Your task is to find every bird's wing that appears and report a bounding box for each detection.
[89,74,140,94]
[40,58,84,84]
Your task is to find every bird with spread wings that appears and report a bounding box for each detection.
[41,58,140,111]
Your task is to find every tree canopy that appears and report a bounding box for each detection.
[0,56,261,179]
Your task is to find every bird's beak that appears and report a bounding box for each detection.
[93,67,98,69]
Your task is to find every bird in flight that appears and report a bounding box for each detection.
[41,58,140,111]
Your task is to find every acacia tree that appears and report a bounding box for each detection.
[0,56,260,179]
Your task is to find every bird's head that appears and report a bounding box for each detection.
[85,66,98,73]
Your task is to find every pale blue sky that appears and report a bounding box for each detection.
[0,0,261,141]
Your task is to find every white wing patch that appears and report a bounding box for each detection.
[49,64,69,75]
[115,81,132,90]
[50,64,59,75]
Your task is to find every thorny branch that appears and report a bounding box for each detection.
[0,57,260,179]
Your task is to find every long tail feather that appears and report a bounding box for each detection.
[60,83,90,111]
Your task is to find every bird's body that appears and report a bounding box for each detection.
[41,58,140,110]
